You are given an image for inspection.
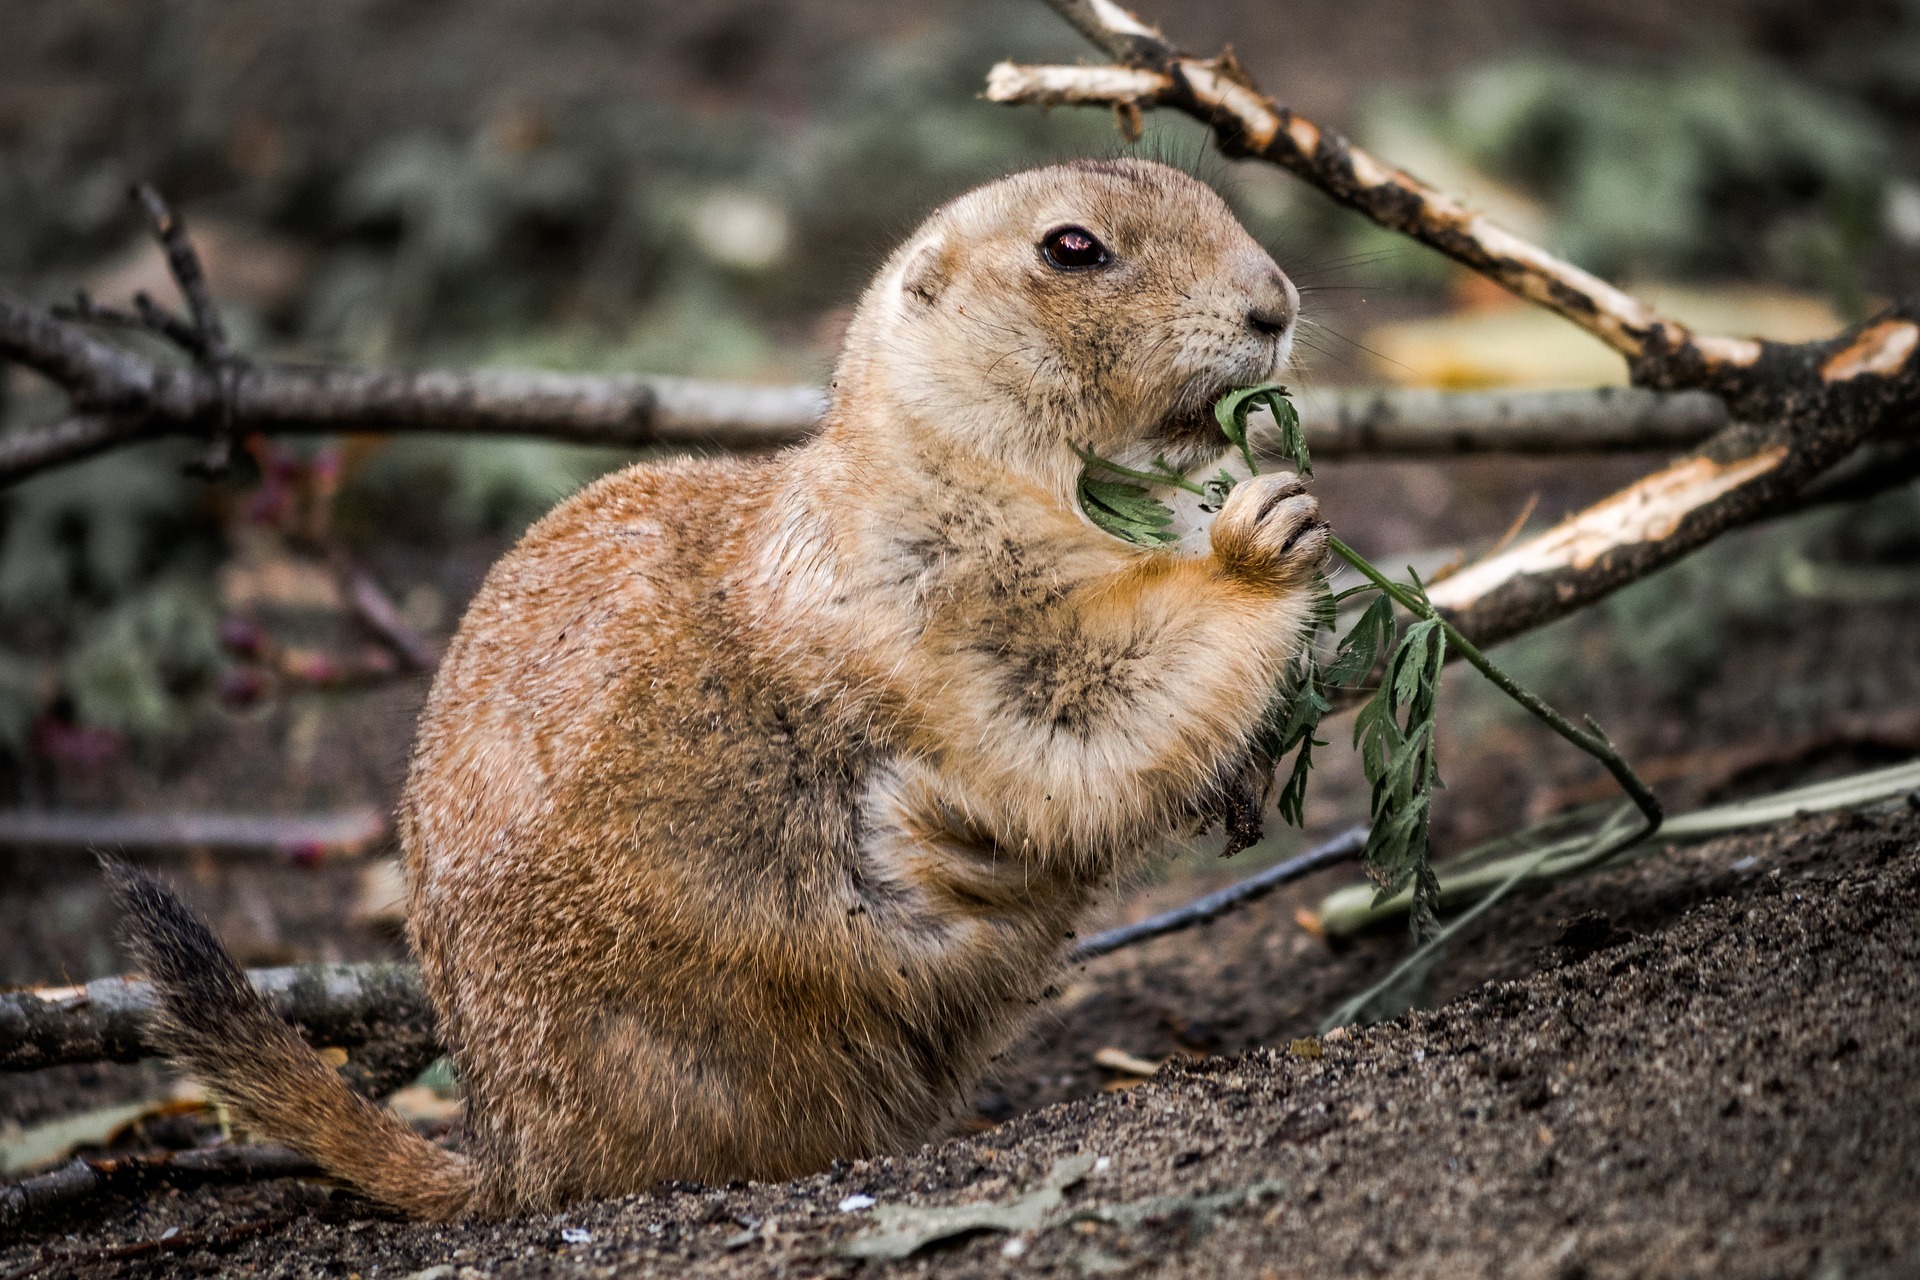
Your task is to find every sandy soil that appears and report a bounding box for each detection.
[3,800,1916,1279]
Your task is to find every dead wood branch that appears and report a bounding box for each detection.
[990,5,1756,373]
[0,187,828,483]
[0,1147,312,1238]
[1282,386,1726,458]
[327,552,440,671]
[0,326,1736,487]
[995,0,1920,649]
[1071,825,1365,960]
[0,332,830,484]
[0,176,1768,487]
[0,963,435,1087]
[0,809,387,861]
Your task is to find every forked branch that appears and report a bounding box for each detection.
[991,2,1756,375]
[992,0,1920,649]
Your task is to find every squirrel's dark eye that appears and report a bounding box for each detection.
[1041,225,1110,271]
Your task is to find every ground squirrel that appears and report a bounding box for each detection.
[115,158,1326,1219]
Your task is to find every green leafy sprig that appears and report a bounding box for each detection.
[1215,382,1310,479]
[1073,385,1663,939]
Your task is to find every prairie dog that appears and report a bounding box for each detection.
[117,158,1325,1219]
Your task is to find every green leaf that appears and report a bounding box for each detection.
[1326,594,1394,686]
[1271,391,1311,479]
[1274,731,1319,827]
[1390,620,1441,708]
[1348,608,1447,938]
[1078,474,1178,547]
[1214,383,1310,478]
[1198,470,1237,513]
[1212,383,1276,475]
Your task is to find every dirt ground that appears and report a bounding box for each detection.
[3,802,1918,1277]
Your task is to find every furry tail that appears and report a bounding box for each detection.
[105,860,475,1220]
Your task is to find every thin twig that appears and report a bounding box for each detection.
[0,808,388,860]
[130,184,229,363]
[1071,826,1366,960]
[0,1145,312,1238]
[327,551,440,671]
[1329,533,1663,842]
[50,291,200,355]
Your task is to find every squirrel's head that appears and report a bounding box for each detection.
[832,159,1296,491]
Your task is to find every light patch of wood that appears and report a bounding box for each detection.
[1284,115,1321,157]
[1345,147,1410,191]
[1427,445,1789,611]
[1087,0,1163,38]
[1180,62,1278,150]
[1821,319,1919,383]
[1093,1045,1162,1076]
[983,63,1169,107]
[1694,332,1765,367]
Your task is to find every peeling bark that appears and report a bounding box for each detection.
[0,963,437,1093]
[992,0,1920,650]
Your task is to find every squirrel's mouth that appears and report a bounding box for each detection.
[1145,395,1232,459]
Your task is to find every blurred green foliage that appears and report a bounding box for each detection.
[2,1,1918,762]
[1436,54,1891,307]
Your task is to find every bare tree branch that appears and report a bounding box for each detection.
[0,164,1760,488]
[989,7,1760,374]
[991,0,1920,650]
[0,809,387,860]
[1283,386,1727,458]
[0,963,434,1085]
[0,1146,314,1236]
[131,183,231,365]
[328,552,440,672]
[1070,825,1364,960]
[1427,316,1920,644]
[0,328,831,485]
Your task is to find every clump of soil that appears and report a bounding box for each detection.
[4,803,1916,1279]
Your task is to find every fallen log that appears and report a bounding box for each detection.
[0,1145,314,1237]
[0,963,436,1096]
[0,809,387,861]
[0,186,1752,487]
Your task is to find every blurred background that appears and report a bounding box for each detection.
[1,0,1919,994]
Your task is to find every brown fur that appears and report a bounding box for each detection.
[120,160,1324,1219]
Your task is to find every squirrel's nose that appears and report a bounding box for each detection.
[1246,302,1291,336]
[1245,268,1297,338]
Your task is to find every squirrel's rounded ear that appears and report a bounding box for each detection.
[900,239,953,305]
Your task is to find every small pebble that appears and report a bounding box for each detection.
[560,1228,592,1244]
[838,1193,876,1212]
[1001,1236,1028,1258]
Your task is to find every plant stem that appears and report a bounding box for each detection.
[1072,444,1206,494]
[1326,533,1663,849]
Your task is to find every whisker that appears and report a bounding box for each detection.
[1285,248,1409,280]
[1299,317,1406,372]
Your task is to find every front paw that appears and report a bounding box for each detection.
[1209,472,1328,586]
